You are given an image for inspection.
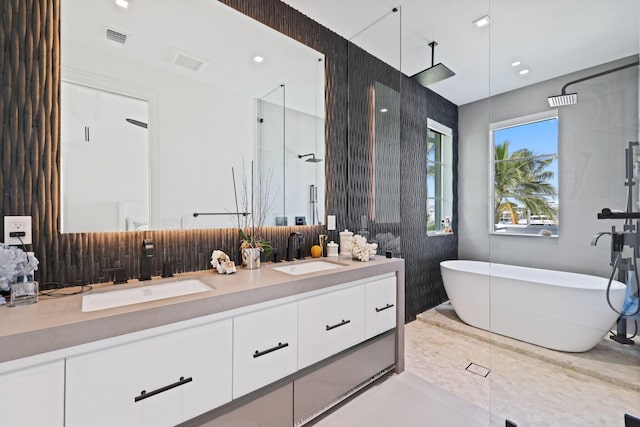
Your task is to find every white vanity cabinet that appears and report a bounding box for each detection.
[65,319,233,427]
[0,360,65,427]
[0,265,402,427]
[298,284,366,368]
[364,276,397,339]
[232,301,298,398]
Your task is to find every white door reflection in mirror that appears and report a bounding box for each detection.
[61,81,149,233]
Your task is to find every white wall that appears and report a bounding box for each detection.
[458,56,639,277]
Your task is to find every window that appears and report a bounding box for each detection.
[490,111,559,236]
[427,119,453,234]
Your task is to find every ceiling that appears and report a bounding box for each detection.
[281,0,640,106]
[61,0,324,116]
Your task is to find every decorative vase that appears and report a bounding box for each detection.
[241,248,261,269]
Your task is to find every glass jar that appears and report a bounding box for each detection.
[10,280,39,306]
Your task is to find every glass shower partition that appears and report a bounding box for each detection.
[347,7,402,259]
[483,1,640,425]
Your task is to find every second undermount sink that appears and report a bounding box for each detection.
[82,278,213,312]
[271,260,343,276]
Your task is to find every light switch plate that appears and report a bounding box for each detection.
[4,216,33,245]
[327,215,336,230]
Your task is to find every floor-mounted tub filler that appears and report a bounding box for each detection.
[440,260,626,352]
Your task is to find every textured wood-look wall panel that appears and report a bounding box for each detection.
[2,0,457,320]
[400,77,459,321]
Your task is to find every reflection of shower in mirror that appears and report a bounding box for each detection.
[309,184,321,225]
[298,153,323,163]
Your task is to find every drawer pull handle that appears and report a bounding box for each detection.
[375,303,395,312]
[253,342,289,358]
[134,376,193,402]
[326,319,351,331]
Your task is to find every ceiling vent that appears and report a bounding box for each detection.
[105,27,128,44]
[173,52,206,72]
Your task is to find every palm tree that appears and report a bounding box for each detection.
[494,140,557,225]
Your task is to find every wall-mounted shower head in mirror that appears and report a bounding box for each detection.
[298,153,323,163]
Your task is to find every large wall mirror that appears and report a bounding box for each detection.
[61,0,325,233]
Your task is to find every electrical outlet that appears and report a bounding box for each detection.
[4,216,32,245]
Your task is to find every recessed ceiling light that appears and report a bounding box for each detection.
[253,56,264,63]
[115,0,129,8]
[472,15,491,28]
[380,108,388,113]
[511,61,521,67]
[519,69,530,75]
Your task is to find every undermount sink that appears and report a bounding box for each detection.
[82,279,213,312]
[271,260,343,276]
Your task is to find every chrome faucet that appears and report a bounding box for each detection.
[286,232,303,261]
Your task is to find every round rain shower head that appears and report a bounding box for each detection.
[298,153,323,163]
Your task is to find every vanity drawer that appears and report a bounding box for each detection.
[365,276,397,339]
[298,284,365,369]
[233,302,298,398]
[65,319,233,427]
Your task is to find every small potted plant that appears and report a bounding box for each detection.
[239,229,272,269]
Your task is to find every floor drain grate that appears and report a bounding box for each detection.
[466,362,491,377]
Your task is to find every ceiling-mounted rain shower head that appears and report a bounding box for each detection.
[548,60,639,108]
[411,41,455,87]
[298,153,323,163]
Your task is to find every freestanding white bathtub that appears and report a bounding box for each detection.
[440,260,627,352]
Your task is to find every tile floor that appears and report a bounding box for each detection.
[313,371,502,427]
[314,303,640,426]
[409,304,639,426]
